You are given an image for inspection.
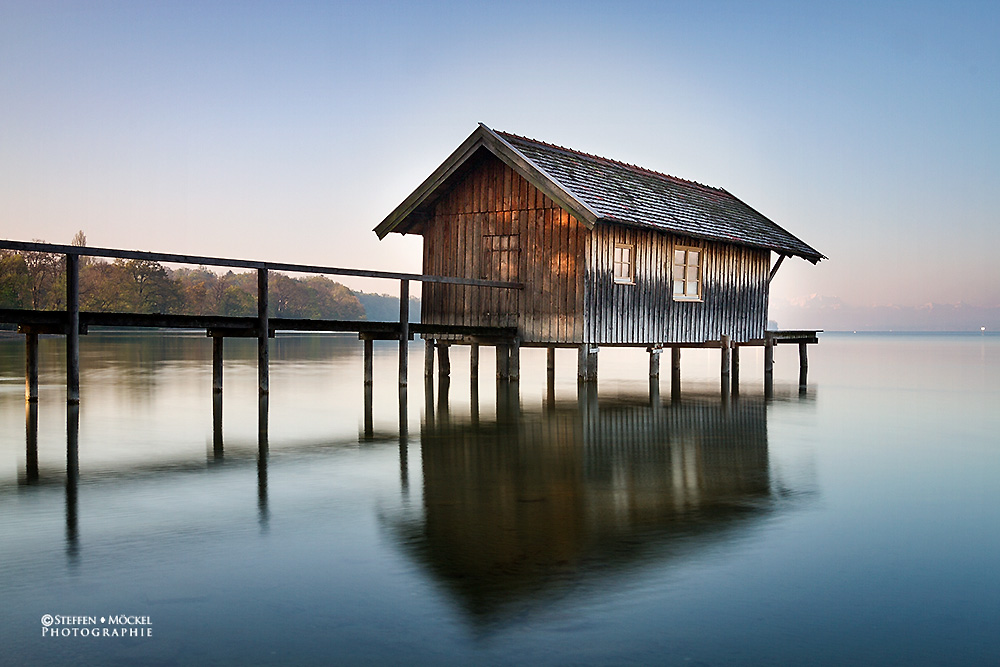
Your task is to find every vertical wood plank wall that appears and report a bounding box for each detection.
[421,154,589,344]
[420,153,769,346]
[585,226,770,345]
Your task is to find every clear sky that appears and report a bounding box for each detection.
[2,1,998,309]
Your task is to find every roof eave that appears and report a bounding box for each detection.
[374,124,600,239]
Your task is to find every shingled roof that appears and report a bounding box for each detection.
[375,124,824,263]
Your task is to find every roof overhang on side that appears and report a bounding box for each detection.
[373,124,601,239]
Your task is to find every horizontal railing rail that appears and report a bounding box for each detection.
[0,239,523,289]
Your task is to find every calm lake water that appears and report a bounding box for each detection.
[1,331,998,665]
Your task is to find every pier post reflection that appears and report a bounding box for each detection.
[66,404,80,563]
[398,386,409,495]
[25,401,39,484]
[363,384,374,441]
[257,395,269,531]
[212,393,224,461]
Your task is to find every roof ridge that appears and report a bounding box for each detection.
[494,129,729,196]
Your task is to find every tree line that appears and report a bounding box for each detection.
[0,233,365,320]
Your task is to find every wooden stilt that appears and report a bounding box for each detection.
[363,337,374,386]
[66,254,80,404]
[721,334,731,396]
[398,279,409,386]
[798,342,809,390]
[26,332,39,402]
[508,339,520,381]
[546,347,556,407]
[577,344,598,382]
[423,375,435,427]
[648,347,661,378]
[671,347,681,399]
[496,344,510,381]
[470,342,479,380]
[438,342,451,378]
[212,336,224,393]
[257,268,269,395]
[437,376,450,418]
[731,345,740,396]
[764,335,774,398]
[424,338,435,378]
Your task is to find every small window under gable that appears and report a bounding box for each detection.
[672,246,702,301]
[613,243,635,284]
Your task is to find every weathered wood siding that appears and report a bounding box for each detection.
[420,153,769,346]
[421,154,589,343]
[585,225,769,345]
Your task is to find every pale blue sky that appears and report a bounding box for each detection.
[2,1,998,308]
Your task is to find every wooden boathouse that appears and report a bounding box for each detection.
[375,124,824,386]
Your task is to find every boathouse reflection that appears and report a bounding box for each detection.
[394,387,777,623]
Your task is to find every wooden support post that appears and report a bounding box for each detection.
[577,344,598,382]
[721,334,731,396]
[546,347,556,405]
[257,268,269,395]
[508,339,520,381]
[363,338,374,386]
[212,336,224,393]
[398,279,409,387]
[424,338,435,378]
[764,335,774,398]
[470,342,479,380]
[66,254,80,404]
[437,342,451,378]
[671,347,681,399]
[648,347,661,379]
[496,344,510,381]
[26,332,39,402]
[798,342,809,390]
[731,345,740,396]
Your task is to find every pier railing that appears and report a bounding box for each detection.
[0,239,522,401]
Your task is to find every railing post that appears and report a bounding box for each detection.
[66,254,80,404]
[257,268,269,395]
[398,279,409,386]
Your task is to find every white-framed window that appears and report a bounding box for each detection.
[613,243,635,284]
[672,246,702,301]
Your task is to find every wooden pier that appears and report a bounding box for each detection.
[2,239,819,408]
[1,239,519,403]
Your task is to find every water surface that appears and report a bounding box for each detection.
[1,332,998,665]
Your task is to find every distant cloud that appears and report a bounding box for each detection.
[770,295,1000,332]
